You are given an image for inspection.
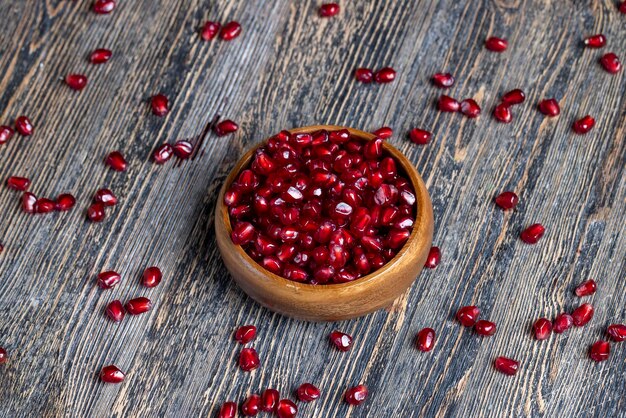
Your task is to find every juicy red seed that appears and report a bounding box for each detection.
[572,115,595,134]
[460,99,481,118]
[538,99,560,117]
[239,347,260,371]
[297,383,321,402]
[583,34,606,48]
[105,151,128,171]
[65,74,88,91]
[0,347,7,363]
[607,324,626,342]
[234,325,257,344]
[409,128,432,145]
[501,89,526,106]
[22,192,37,213]
[520,223,545,244]
[94,188,117,206]
[142,266,162,288]
[0,125,14,144]
[416,328,436,352]
[533,318,552,340]
[151,94,169,117]
[438,95,460,112]
[55,194,76,211]
[172,140,193,159]
[493,103,512,123]
[36,198,55,214]
[599,52,621,74]
[575,279,596,297]
[153,144,173,164]
[475,320,497,336]
[372,126,392,139]
[105,300,125,322]
[241,394,261,416]
[6,176,30,191]
[621,1,626,14]
[485,37,508,52]
[125,297,152,315]
[97,271,121,289]
[589,340,610,362]
[354,68,374,83]
[214,120,239,136]
[329,330,353,351]
[200,21,220,41]
[319,3,340,17]
[572,303,594,326]
[424,246,440,269]
[276,399,298,418]
[344,385,368,405]
[431,73,455,88]
[219,402,238,418]
[494,191,518,210]
[553,313,573,334]
[87,203,106,222]
[220,21,242,41]
[90,48,112,64]
[261,389,279,412]
[456,306,480,327]
[494,357,518,375]
[374,67,396,83]
[232,222,256,245]
[15,116,33,136]
[99,365,124,383]
[92,0,116,14]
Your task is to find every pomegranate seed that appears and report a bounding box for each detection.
[22,192,37,213]
[15,116,33,136]
[219,402,237,418]
[55,194,76,211]
[409,128,431,145]
[241,394,261,416]
[239,347,260,371]
[574,279,596,297]
[92,0,115,14]
[200,21,220,41]
[494,357,518,375]
[599,52,621,74]
[150,94,169,117]
[621,1,626,13]
[125,297,152,315]
[220,21,242,41]
[572,115,595,134]
[172,140,193,159]
[94,188,117,206]
[460,99,481,118]
[0,347,7,364]
[297,383,320,402]
[572,303,594,326]
[607,324,626,342]
[553,314,573,334]
[589,340,610,362]
[494,191,518,210]
[142,266,162,288]
[153,144,173,164]
[538,99,560,117]
[438,95,460,112]
[354,68,374,83]
[456,306,480,327]
[6,176,30,191]
[533,318,552,340]
[501,89,525,106]
[374,67,396,83]
[432,73,455,88]
[261,389,279,412]
[372,126,392,139]
[105,151,128,171]
[493,103,512,123]
[276,399,297,418]
[485,37,508,52]
[520,223,545,244]
[234,325,257,344]
[97,271,121,289]
[319,3,340,17]
[474,320,497,336]
[232,222,256,245]
[105,300,125,322]
[99,365,125,383]
[583,34,606,48]
[416,328,436,352]
[90,48,112,64]
[36,198,55,214]
[87,203,106,222]
[329,330,353,351]
[65,74,87,91]
[214,120,239,136]
[0,125,14,144]
[344,385,368,405]
[424,246,440,269]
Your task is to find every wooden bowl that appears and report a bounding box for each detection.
[215,125,434,321]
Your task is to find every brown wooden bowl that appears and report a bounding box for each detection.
[215,125,434,321]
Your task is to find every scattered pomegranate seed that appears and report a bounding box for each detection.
[494,357,518,375]
[90,48,112,64]
[142,266,162,288]
[92,0,116,14]
[424,246,440,269]
[533,318,552,340]
[220,21,242,41]
[55,194,76,211]
[599,52,621,74]
[553,313,573,334]
[276,399,297,418]
[218,402,237,418]
[409,128,432,145]
[572,303,594,326]
[589,340,610,362]
[22,192,37,213]
[0,125,14,144]
[538,99,560,117]
[150,94,169,117]
[239,347,260,371]
[65,74,87,91]
[372,126,392,139]
[153,144,173,164]
[94,188,117,206]
[621,1,626,13]
[583,34,606,48]
[36,198,55,214]
[374,67,396,83]
[97,271,121,289]
[105,300,125,322]
[87,203,106,222]
[200,21,220,41]
[261,389,279,412]
[15,116,33,136]
[215,120,239,136]
[501,89,525,106]
[234,325,257,344]
[297,383,321,402]
[99,365,124,383]
[432,73,455,88]
[572,115,595,134]
[319,3,340,17]
[329,330,353,351]
[457,306,480,327]
[438,95,460,112]
[105,151,128,171]
[344,384,368,405]
[354,68,374,83]
[0,347,6,364]
[241,394,261,416]
[494,191,518,210]
[474,320,497,336]
[6,176,30,191]
[485,37,508,52]
[416,328,436,352]
[125,297,152,315]
[460,99,481,118]
[520,223,545,244]
[173,140,193,159]
[607,324,626,342]
[493,103,512,123]
[574,279,596,297]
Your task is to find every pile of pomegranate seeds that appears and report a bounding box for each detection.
[355,67,396,84]
[220,21,242,41]
[90,48,112,64]
[537,98,560,117]
[416,328,436,352]
[485,37,508,52]
[92,0,116,14]
[329,330,353,351]
[494,191,518,210]
[150,94,169,117]
[583,34,606,48]
[574,279,596,297]
[296,383,320,402]
[520,223,545,244]
[344,384,368,405]
[65,74,88,91]
[599,52,622,74]
[424,246,440,268]
[214,119,239,136]
[572,115,595,134]
[99,365,125,383]
[0,347,7,363]
[224,129,417,284]
[319,3,340,17]
[494,357,518,375]
[431,73,455,88]
[234,325,257,344]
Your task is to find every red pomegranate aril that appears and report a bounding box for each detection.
[575,279,596,297]
[15,116,33,136]
[344,385,368,405]
[0,125,14,144]
[297,383,320,402]
[105,151,128,171]
[607,324,626,342]
[494,357,518,375]
[538,99,560,117]
[97,271,121,289]
[262,256,282,274]
[329,330,353,351]
[457,306,480,327]
[6,176,30,191]
[153,144,173,164]
[372,126,392,139]
[94,188,117,206]
[200,21,220,41]
[599,52,621,74]
[386,228,410,249]
[261,389,279,412]
[438,95,460,112]
[99,365,124,383]
[36,198,55,214]
[142,266,162,288]
[65,74,87,91]
[22,192,37,213]
[220,21,242,41]
[374,67,396,83]
[215,120,239,136]
[432,73,455,88]
[241,394,261,416]
[172,140,193,159]
[87,203,106,222]
[93,0,115,14]
[572,115,595,134]
[416,328,436,352]
[0,347,7,363]
[354,68,374,83]
[125,297,152,315]
[219,402,238,418]
[501,89,525,106]
[150,94,169,117]
[589,340,610,362]
[232,222,256,245]
[533,318,552,340]
[90,48,112,64]
[493,103,512,123]
[105,300,125,322]
[234,325,257,344]
[239,347,260,371]
[621,1,626,13]
[583,34,606,48]
[475,320,497,336]
[424,246,440,269]
[494,191,518,210]
[520,223,545,244]
[460,99,481,118]
[553,313,573,334]
[55,194,76,211]
[276,399,297,418]
[319,3,340,17]
[572,303,594,327]
[409,128,431,145]
[485,37,508,52]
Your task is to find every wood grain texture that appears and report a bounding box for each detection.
[0,0,624,417]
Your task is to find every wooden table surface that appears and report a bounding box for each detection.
[0,1,624,417]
